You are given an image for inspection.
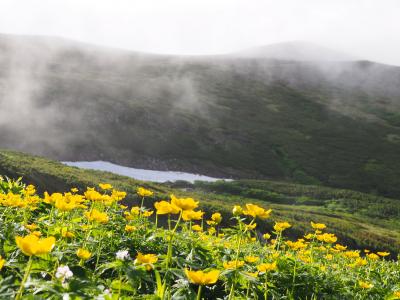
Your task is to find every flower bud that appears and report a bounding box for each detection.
[232,205,243,216]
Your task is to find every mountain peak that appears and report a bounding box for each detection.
[235,41,358,62]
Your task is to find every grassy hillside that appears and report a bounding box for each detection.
[1,170,399,299]
[1,149,399,255]
[2,35,400,197]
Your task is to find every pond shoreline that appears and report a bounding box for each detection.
[62,160,231,183]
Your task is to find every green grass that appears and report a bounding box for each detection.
[1,175,399,299]
[1,149,399,255]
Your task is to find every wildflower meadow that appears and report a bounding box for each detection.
[0,176,399,299]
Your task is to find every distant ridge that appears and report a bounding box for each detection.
[0,33,358,61]
[235,41,358,62]
[1,34,400,198]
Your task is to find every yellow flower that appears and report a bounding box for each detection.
[25,185,36,196]
[263,233,271,240]
[71,188,79,193]
[154,201,180,215]
[223,260,244,269]
[343,251,360,259]
[0,193,27,208]
[211,213,222,224]
[137,187,153,197]
[192,224,202,232]
[232,205,243,216]
[353,258,367,267]
[135,252,158,264]
[367,253,379,260]
[84,189,103,201]
[142,210,154,217]
[99,183,113,190]
[100,195,113,206]
[15,234,56,256]
[244,256,259,263]
[81,225,91,231]
[316,233,337,244]
[243,204,272,219]
[334,244,347,251]
[112,190,127,201]
[304,233,314,240]
[185,269,220,285]
[286,240,307,251]
[311,221,326,230]
[124,206,140,220]
[55,194,86,211]
[257,262,277,273]
[182,210,204,221]
[208,227,216,235]
[377,251,390,257]
[393,291,400,298]
[125,225,136,232]
[298,253,311,263]
[207,213,222,226]
[358,281,373,289]
[85,209,109,223]
[171,195,199,211]
[61,229,75,238]
[130,207,140,215]
[135,253,158,270]
[0,256,5,270]
[55,198,75,212]
[31,231,42,237]
[245,223,257,230]
[25,224,38,231]
[47,193,62,205]
[273,222,291,232]
[325,254,333,260]
[76,248,91,260]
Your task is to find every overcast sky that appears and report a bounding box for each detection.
[0,0,399,65]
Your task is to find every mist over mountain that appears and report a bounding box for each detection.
[234,41,358,62]
[1,34,400,197]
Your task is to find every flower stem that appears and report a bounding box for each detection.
[140,196,145,215]
[228,218,244,300]
[16,256,33,300]
[264,273,269,300]
[196,285,203,300]
[166,212,182,269]
[117,269,122,300]
[291,260,297,295]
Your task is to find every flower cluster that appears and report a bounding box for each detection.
[0,179,398,299]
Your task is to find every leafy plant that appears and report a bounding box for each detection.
[0,178,399,299]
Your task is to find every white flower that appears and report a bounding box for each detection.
[56,265,73,280]
[62,294,70,300]
[96,289,112,300]
[173,278,190,288]
[116,250,129,261]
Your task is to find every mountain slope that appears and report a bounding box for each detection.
[0,149,399,254]
[1,35,400,196]
[235,41,357,61]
